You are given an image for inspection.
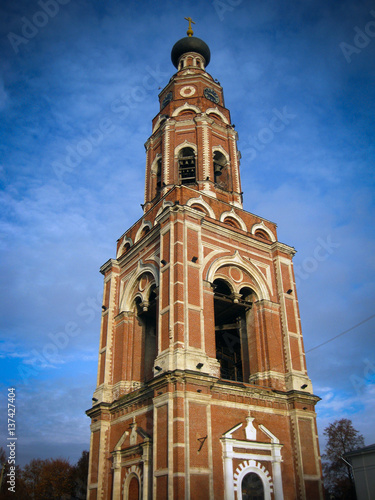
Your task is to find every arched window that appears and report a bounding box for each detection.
[254,229,270,241]
[156,157,162,190]
[241,472,264,500]
[127,475,140,500]
[213,151,226,182]
[134,284,157,382]
[213,150,230,190]
[178,147,196,185]
[213,279,254,382]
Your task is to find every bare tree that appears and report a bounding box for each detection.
[322,419,364,499]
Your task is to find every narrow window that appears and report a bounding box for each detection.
[179,147,196,185]
[213,151,229,189]
[156,157,162,190]
[241,472,264,500]
[135,285,157,382]
[128,475,140,500]
[213,279,253,382]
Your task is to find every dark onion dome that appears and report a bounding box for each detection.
[171,36,211,68]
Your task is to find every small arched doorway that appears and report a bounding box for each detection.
[128,475,139,500]
[241,472,264,500]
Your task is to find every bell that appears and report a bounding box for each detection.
[214,163,223,176]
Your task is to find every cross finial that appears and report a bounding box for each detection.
[184,17,195,37]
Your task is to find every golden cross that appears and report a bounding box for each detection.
[184,16,195,37]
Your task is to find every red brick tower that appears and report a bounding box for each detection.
[87,24,323,500]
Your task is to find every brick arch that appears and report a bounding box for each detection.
[174,140,197,157]
[219,209,247,232]
[233,460,273,500]
[172,102,201,117]
[205,251,271,301]
[120,261,159,312]
[134,220,152,243]
[123,465,142,500]
[117,236,133,258]
[206,107,229,124]
[251,222,276,242]
[186,195,215,219]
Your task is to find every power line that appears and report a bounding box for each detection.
[306,314,375,354]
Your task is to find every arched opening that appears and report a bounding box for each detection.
[140,226,150,239]
[156,157,162,191]
[254,229,270,241]
[213,279,253,382]
[121,243,130,256]
[241,472,264,500]
[213,150,229,190]
[128,475,140,500]
[223,217,240,229]
[134,284,157,382]
[178,147,196,185]
[190,204,208,216]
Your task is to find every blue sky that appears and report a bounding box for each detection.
[0,0,374,466]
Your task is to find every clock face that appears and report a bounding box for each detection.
[204,88,220,104]
[162,92,173,108]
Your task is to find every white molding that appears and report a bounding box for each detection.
[221,420,284,500]
[117,236,133,258]
[234,460,273,500]
[134,220,153,243]
[186,195,216,219]
[251,221,276,242]
[123,466,143,500]
[172,102,201,117]
[219,208,247,232]
[120,260,159,312]
[212,144,230,162]
[155,200,174,220]
[206,250,271,301]
[206,107,229,124]
[174,139,197,157]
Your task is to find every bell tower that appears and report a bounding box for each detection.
[86,23,323,500]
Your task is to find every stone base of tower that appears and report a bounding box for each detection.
[86,371,323,500]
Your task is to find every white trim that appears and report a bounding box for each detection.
[134,220,152,243]
[123,466,142,500]
[219,209,247,232]
[212,144,230,162]
[206,107,229,124]
[120,260,159,312]
[172,102,201,117]
[221,420,284,500]
[234,460,273,500]
[152,115,168,134]
[206,251,271,301]
[174,140,197,157]
[155,200,174,220]
[251,221,276,242]
[186,195,216,219]
[150,153,162,175]
[117,236,133,258]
